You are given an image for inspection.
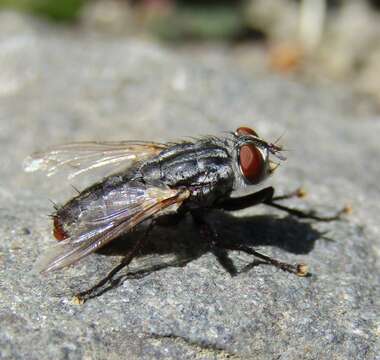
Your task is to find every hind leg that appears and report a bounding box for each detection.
[74,221,154,303]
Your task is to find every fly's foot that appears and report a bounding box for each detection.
[192,210,310,277]
[321,204,352,221]
[272,187,307,201]
[265,202,349,222]
[219,243,309,277]
[72,295,85,305]
[73,267,125,303]
[296,263,309,277]
[72,224,153,302]
[341,204,353,215]
[72,251,142,303]
[269,261,309,277]
[266,188,352,222]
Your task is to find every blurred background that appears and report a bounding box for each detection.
[0,0,380,107]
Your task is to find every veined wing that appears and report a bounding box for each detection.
[55,181,181,240]
[38,185,190,273]
[24,141,167,179]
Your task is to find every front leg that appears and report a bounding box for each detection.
[217,186,274,211]
[218,186,347,221]
[264,187,349,221]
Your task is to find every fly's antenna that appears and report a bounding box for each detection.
[270,148,287,161]
[273,129,287,146]
[268,143,287,161]
[268,130,288,161]
[269,129,287,150]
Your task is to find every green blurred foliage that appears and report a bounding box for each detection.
[150,5,243,41]
[0,0,250,39]
[0,0,85,21]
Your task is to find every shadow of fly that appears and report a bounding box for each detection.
[24,127,345,301]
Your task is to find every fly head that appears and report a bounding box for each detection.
[231,126,286,190]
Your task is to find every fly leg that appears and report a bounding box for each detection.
[217,186,275,211]
[74,222,154,303]
[191,210,238,276]
[219,243,308,277]
[191,208,307,277]
[271,187,307,201]
[218,186,348,221]
[264,187,349,221]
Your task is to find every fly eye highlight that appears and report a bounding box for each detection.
[238,143,265,184]
[235,126,259,137]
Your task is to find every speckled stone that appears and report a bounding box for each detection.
[0,11,378,360]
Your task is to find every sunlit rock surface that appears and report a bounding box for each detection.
[0,11,378,360]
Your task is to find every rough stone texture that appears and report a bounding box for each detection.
[0,11,379,360]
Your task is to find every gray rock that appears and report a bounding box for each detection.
[0,11,378,360]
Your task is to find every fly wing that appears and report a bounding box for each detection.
[57,181,181,239]
[38,185,190,273]
[24,141,166,179]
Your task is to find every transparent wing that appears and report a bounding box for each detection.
[38,186,190,273]
[61,181,183,240]
[24,141,167,179]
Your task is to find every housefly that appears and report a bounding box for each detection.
[24,126,344,299]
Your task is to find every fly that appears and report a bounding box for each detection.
[24,126,346,301]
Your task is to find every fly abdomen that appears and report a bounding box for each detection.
[53,215,68,241]
[52,174,127,241]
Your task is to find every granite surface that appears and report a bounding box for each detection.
[0,11,379,360]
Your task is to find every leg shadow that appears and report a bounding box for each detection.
[78,210,324,300]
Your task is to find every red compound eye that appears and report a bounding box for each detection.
[236,126,259,137]
[239,143,264,184]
